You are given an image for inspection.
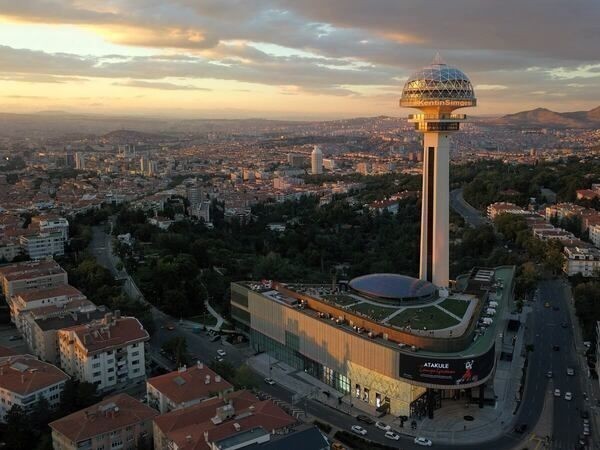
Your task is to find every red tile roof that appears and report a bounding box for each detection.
[15,284,84,303]
[49,393,157,443]
[0,355,69,395]
[0,260,66,281]
[154,390,296,450]
[147,363,233,405]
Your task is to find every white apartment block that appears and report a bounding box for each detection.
[590,224,600,248]
[19,232,65,260]
[58,313,149,392]
[0,355,69,422]
[39,217,69,241]
[0,260,68,298]
[563,246,600,277]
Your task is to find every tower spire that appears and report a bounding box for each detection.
[432,52,445,65]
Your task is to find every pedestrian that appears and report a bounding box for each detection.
[463,425,466,431]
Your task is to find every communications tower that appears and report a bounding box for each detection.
[400,56,476,287]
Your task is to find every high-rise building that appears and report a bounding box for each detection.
[400,55,476,287]
[311,145,323,175]
[74,153,86,170]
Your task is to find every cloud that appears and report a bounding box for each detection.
[113,80,212,90]
[475,84,508,91]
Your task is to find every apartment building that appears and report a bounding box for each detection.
[563,245,600,277]
[0,239,22,262]
[153,390,296,450]
[0,355,69,422]
[50,393,157,450]
[8,284,86,330]
[0,260,68,298]
[19,232,65,260]
[38,217,69,241]
[590,224,600,248]
[58,312,149,391]
[146,362,234,414]
[24,306,107,365]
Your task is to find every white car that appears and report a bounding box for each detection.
[564,392,573,401]
[217,349,226,357]
[264,377,275,385]
[385,431,400,441]
[414,437,433,447]
[554,389,561,397]
[351,425,367,436]
[566,368,575,376]
[375,421,391,431]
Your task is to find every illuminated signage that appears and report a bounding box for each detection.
[399,345,495,386]
[401,99,476,107]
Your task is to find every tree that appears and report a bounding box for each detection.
[233,365,261,390]
[162,337,189,367]
[4,405,33,450]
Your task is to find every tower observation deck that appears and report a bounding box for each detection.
[400,57,476,287]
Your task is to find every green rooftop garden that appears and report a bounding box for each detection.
[347,301,397,321]
[439,298,471,319]
[388,305,459,330]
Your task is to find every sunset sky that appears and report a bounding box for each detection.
[0,0,598,119]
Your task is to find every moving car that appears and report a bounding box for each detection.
[545,370,553,378]
[385,431,400,441]
[567,367,575,376]
[375,421,391,431]
[356,415,375,425]
[554,389,561,397]
[414,437,433,447]
[351,425,367,436]
[564,392,573,401]
[264,377,275,385]
[544,302,550,308]
[217,349,226,357]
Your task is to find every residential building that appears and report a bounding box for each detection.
[243,426,329,450]
[486,202,527,220]
[0,355,69,422]
[75,153,86,171]
[0,239,22,262]
[24,306,107,365]
[590,224,600,248]
[146,362,234,413]
[596,322,600,389]
[563,245,600,277]
[153,390,296,450]
[8,284,86,330]
[311,146,323,175]
[49,393,157,450]
[0,260,68,298]
[20,232,65,260]
[58,313,149,391]
[38,217,70,241]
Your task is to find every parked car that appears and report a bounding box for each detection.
[375,421,391,431]
[217,349,226,357]
[210,335,221,342]
[384,431,400,440]
[8,335,22,341]
[351,425,367,436]
[264,378,275,385]
[214,356,224,362]
[414,437,433,447]
[564,392,573,401]
[567,367,575,376]
[356,415,375,425]
[545,370,553,378]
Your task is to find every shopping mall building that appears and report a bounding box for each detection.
[230,267,515,418]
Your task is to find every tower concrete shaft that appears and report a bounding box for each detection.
[420,132,450,287]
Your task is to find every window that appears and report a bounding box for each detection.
[131,351,139,357]
[363,388,369,403]
[92,363,101,369]
[108,368,114,373]
[376,393,382,408]
[131,360,139,365]
[355,384,361,399]
[93,371,101,378]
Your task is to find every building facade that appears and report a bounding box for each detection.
[19,232,65,259]
[0,260,68,298]
[563,246,600,277]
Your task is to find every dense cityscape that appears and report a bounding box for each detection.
[0,2,600,450]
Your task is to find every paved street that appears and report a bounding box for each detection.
[450,188,489,228]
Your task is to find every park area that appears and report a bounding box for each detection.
[388,305,459,330]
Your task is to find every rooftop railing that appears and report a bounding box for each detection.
[408,113,467,121]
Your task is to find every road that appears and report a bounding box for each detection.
[89,224,581,450]
[450,188,489,228]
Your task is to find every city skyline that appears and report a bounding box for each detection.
[0,1,599,119]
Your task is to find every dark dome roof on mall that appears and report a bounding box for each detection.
[349,273,436,300]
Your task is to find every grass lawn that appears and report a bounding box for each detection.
[189,313,218,327]
[324,294,361,306]
[347,302,397,322]
[439,298,471,319]
[388,306,459,330]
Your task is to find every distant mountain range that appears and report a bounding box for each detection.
[488,106,600,128]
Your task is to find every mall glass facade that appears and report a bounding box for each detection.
[251,330,350,395]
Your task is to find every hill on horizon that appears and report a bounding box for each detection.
[489,106,600,128]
